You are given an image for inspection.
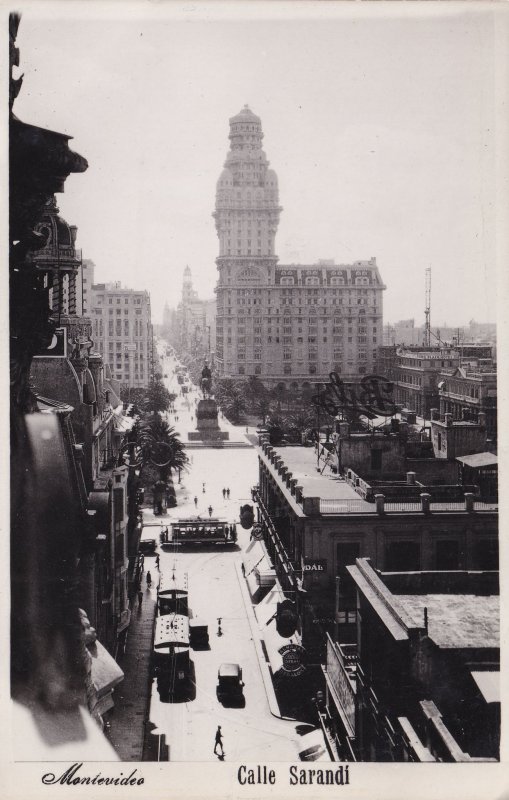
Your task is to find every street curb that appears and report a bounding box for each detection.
[234,561,295,722]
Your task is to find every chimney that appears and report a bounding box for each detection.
[406,471,416,485]
[69,225,77,246]
[420,493,431,514]
[374,493,385,514]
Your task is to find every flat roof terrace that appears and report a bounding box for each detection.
[348,559,499,651]
[257,441,497,516]
[397,594,499,650]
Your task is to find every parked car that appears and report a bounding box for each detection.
[139,537,157,555]
[217,662,244,706]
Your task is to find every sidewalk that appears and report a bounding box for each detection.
[107,572,157,761]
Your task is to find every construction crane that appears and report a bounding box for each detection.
[424,267,431,348]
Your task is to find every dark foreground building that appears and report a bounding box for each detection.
[321,559,499,762]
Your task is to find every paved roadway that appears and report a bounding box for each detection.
[141,345,300,761]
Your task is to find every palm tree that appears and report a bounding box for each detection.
[215,377,247,422]
[137,414,188,481]
[285,407,316,444]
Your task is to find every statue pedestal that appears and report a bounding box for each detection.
[188,398,229,441]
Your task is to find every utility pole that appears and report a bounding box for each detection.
[424,267,431,348]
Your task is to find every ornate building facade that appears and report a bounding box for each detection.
[213,106,385,387]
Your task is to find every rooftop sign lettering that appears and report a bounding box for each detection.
[311,372,397,417]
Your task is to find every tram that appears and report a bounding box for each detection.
[152,613,190,695]
[161,518,238,547]
[157,568,189,615]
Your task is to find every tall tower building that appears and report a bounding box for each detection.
[213,106,385,387]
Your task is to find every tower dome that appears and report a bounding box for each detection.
[32,196,80,272]
[229,104,262,126]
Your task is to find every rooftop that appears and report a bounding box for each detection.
[456,452,498,468]
[259,442,497,514]
[271,445,373,508]
[348,559,500,650]
[397,594,499,649]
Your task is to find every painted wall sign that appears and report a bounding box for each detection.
[303,559,327,573]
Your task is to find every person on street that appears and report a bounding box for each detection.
[155,554,160,569]
[213,726,224,757]
[226,488,230,499]
[137,590,143,609]
[208,505,213,518]
[222,488,226,499]
[146,571,152,587]
[202,482,206,493]
[194,496,198,507]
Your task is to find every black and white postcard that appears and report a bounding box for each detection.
[4,1,508,798]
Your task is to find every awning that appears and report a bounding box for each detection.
[456,452,498,468]
[242,539,267,576]
[471,671,500,704]
[112,406,136,433]
[89,640,124,698]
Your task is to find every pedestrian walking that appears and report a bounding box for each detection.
[137,590,143,609]
[208,505,213,518]
[213,726,224,757]
[241,562,246,577]
[194,496,198,508]
[202,482,206,493]
[155,554,160,569]
[146,571,152,587]
[222,488,226,499]
[226,488,230,499]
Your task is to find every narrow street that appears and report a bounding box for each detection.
[137,348,302,761]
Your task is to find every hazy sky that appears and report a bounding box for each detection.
[12,2,504,326]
